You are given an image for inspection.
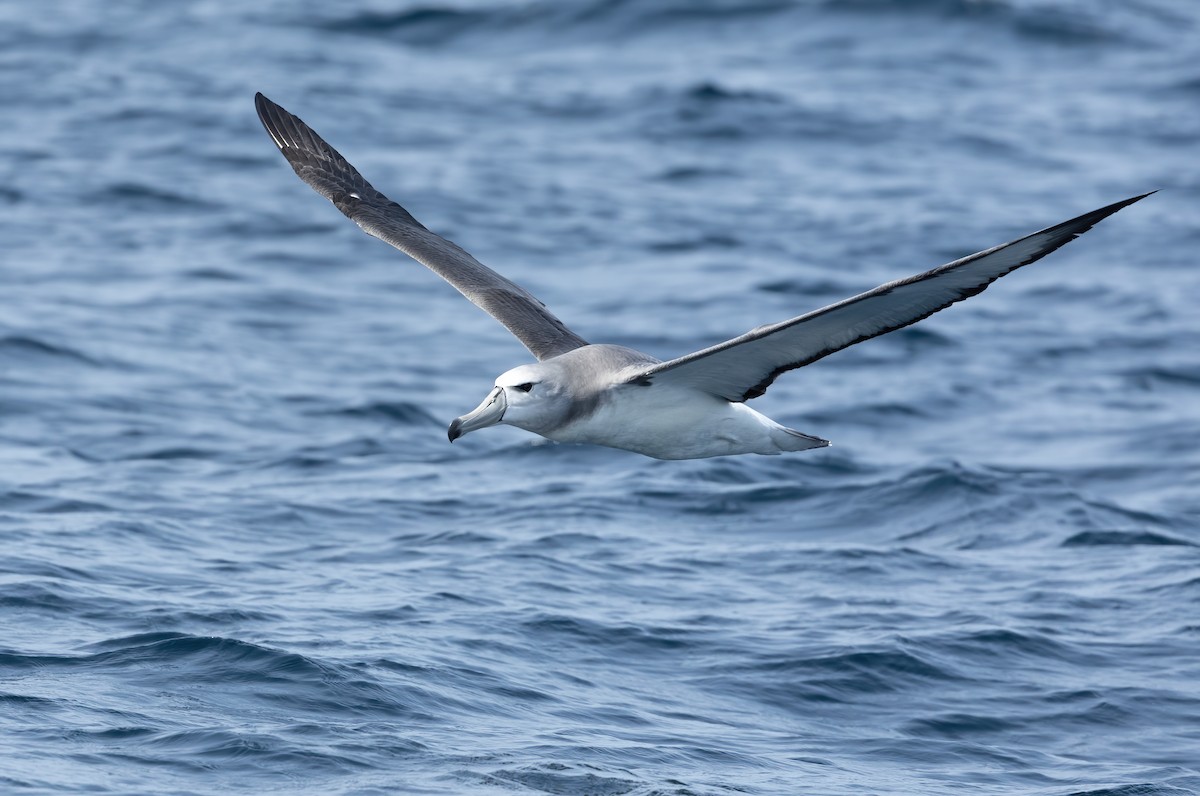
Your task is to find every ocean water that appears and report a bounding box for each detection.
[2,0,1199,793]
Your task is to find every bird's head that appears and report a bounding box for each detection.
[447,362,573,442]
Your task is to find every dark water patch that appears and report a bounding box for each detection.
[1065,784,1198,796]
[1068,499,1183,537]
[234,218,343,243]
[85,518,198,549]
[757,276,862,298]
[522,531,608,551]
[683,81,786,105]
[888,324,957,350]
[162,608,285,626]
[140,728,375,772]
[83,632,317,666]
[0,335,102,368]
[341,604,422,623]
[922,628,1102,667]
[1022,282,1115,303]
[482,764,637,796]
[123,445,223,462]
[88,181,217,212]
[521,614,698,657]
[1121,364,1200,390]
[0,558,98,582]
[69,635,442,722]
[806,546,959,577]
[1062,530,1195,547]
[238,286,337,316]
[686,461,761,485]
[813,400,929,425]
[617,0,798,28]
[904,712,1020,739]
[871,462,1010,503]
[0,650,78,670]
[314,400,440,426]
[710,647,964,710]
[255,437,391,471]
[832,0,1132,45]
[832,0,1006,17]
[1009,6,1130,46]
[625,458,1039,530]
[314,0,800,46]
[1144,575,1200,599]
[0,691,65,710]
[59,726,159,746]
[640,80,895,143]
[445,664,559,706]
[956,131,1072,170]
[645,232,742,253]
[524,91,617,121]
[652,164,737,182]
[629,482,808,516]
[316,6,487,43]
[1169,74,1200,95]
[389,529,501,548]
[0,581,85,614]
[759,648,957,685]
[724,648,960,710]
[181,266,246,282]
[0,490,113,514]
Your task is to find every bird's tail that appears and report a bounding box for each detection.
[773,425,831,452]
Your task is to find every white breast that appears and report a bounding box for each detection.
[544,383,812,460]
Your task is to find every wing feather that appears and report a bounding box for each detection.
[630,193,1152,401]
[255,93,588,361]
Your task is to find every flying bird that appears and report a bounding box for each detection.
[255,92,1149,460]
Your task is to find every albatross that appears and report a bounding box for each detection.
[255,93,1150,460]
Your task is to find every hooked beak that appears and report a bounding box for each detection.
[448,386,506,442]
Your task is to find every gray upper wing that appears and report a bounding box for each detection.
[629,193,1152,401]
[255,93,588,361]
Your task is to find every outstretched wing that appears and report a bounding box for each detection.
[255,93,588,361]
[629,193,1152,401]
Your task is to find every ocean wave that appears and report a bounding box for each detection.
[311,399,441,426]
[0,334,102,368]
[1062,530,1195,547]
[312,0,801,44]
[0,490,113,514]
[831,0,1136,44]
[637,80,896,143]
[308,0,1151,50]
[88,181,218,212]
[478,765,637,795]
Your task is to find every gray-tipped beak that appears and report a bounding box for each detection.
[448,386,506,442]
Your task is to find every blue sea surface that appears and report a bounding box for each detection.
[2,1,1199,793]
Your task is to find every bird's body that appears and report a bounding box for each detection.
[503,344,827,459]
[554,389,825,460]
[255,93,1150,460]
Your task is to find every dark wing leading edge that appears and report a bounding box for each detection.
[629,193,1152,401]
[254,93,588,361]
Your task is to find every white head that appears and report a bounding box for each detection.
[447,362,575,442]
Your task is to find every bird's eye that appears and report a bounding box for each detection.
[514,382,534,393]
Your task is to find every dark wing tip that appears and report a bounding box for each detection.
[1004,190,1155,273]
[734,190,1155,402]
[254,91,311,155]
[1069,190,1155,231]
[253,92,378,216]
[254,92,286,149]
